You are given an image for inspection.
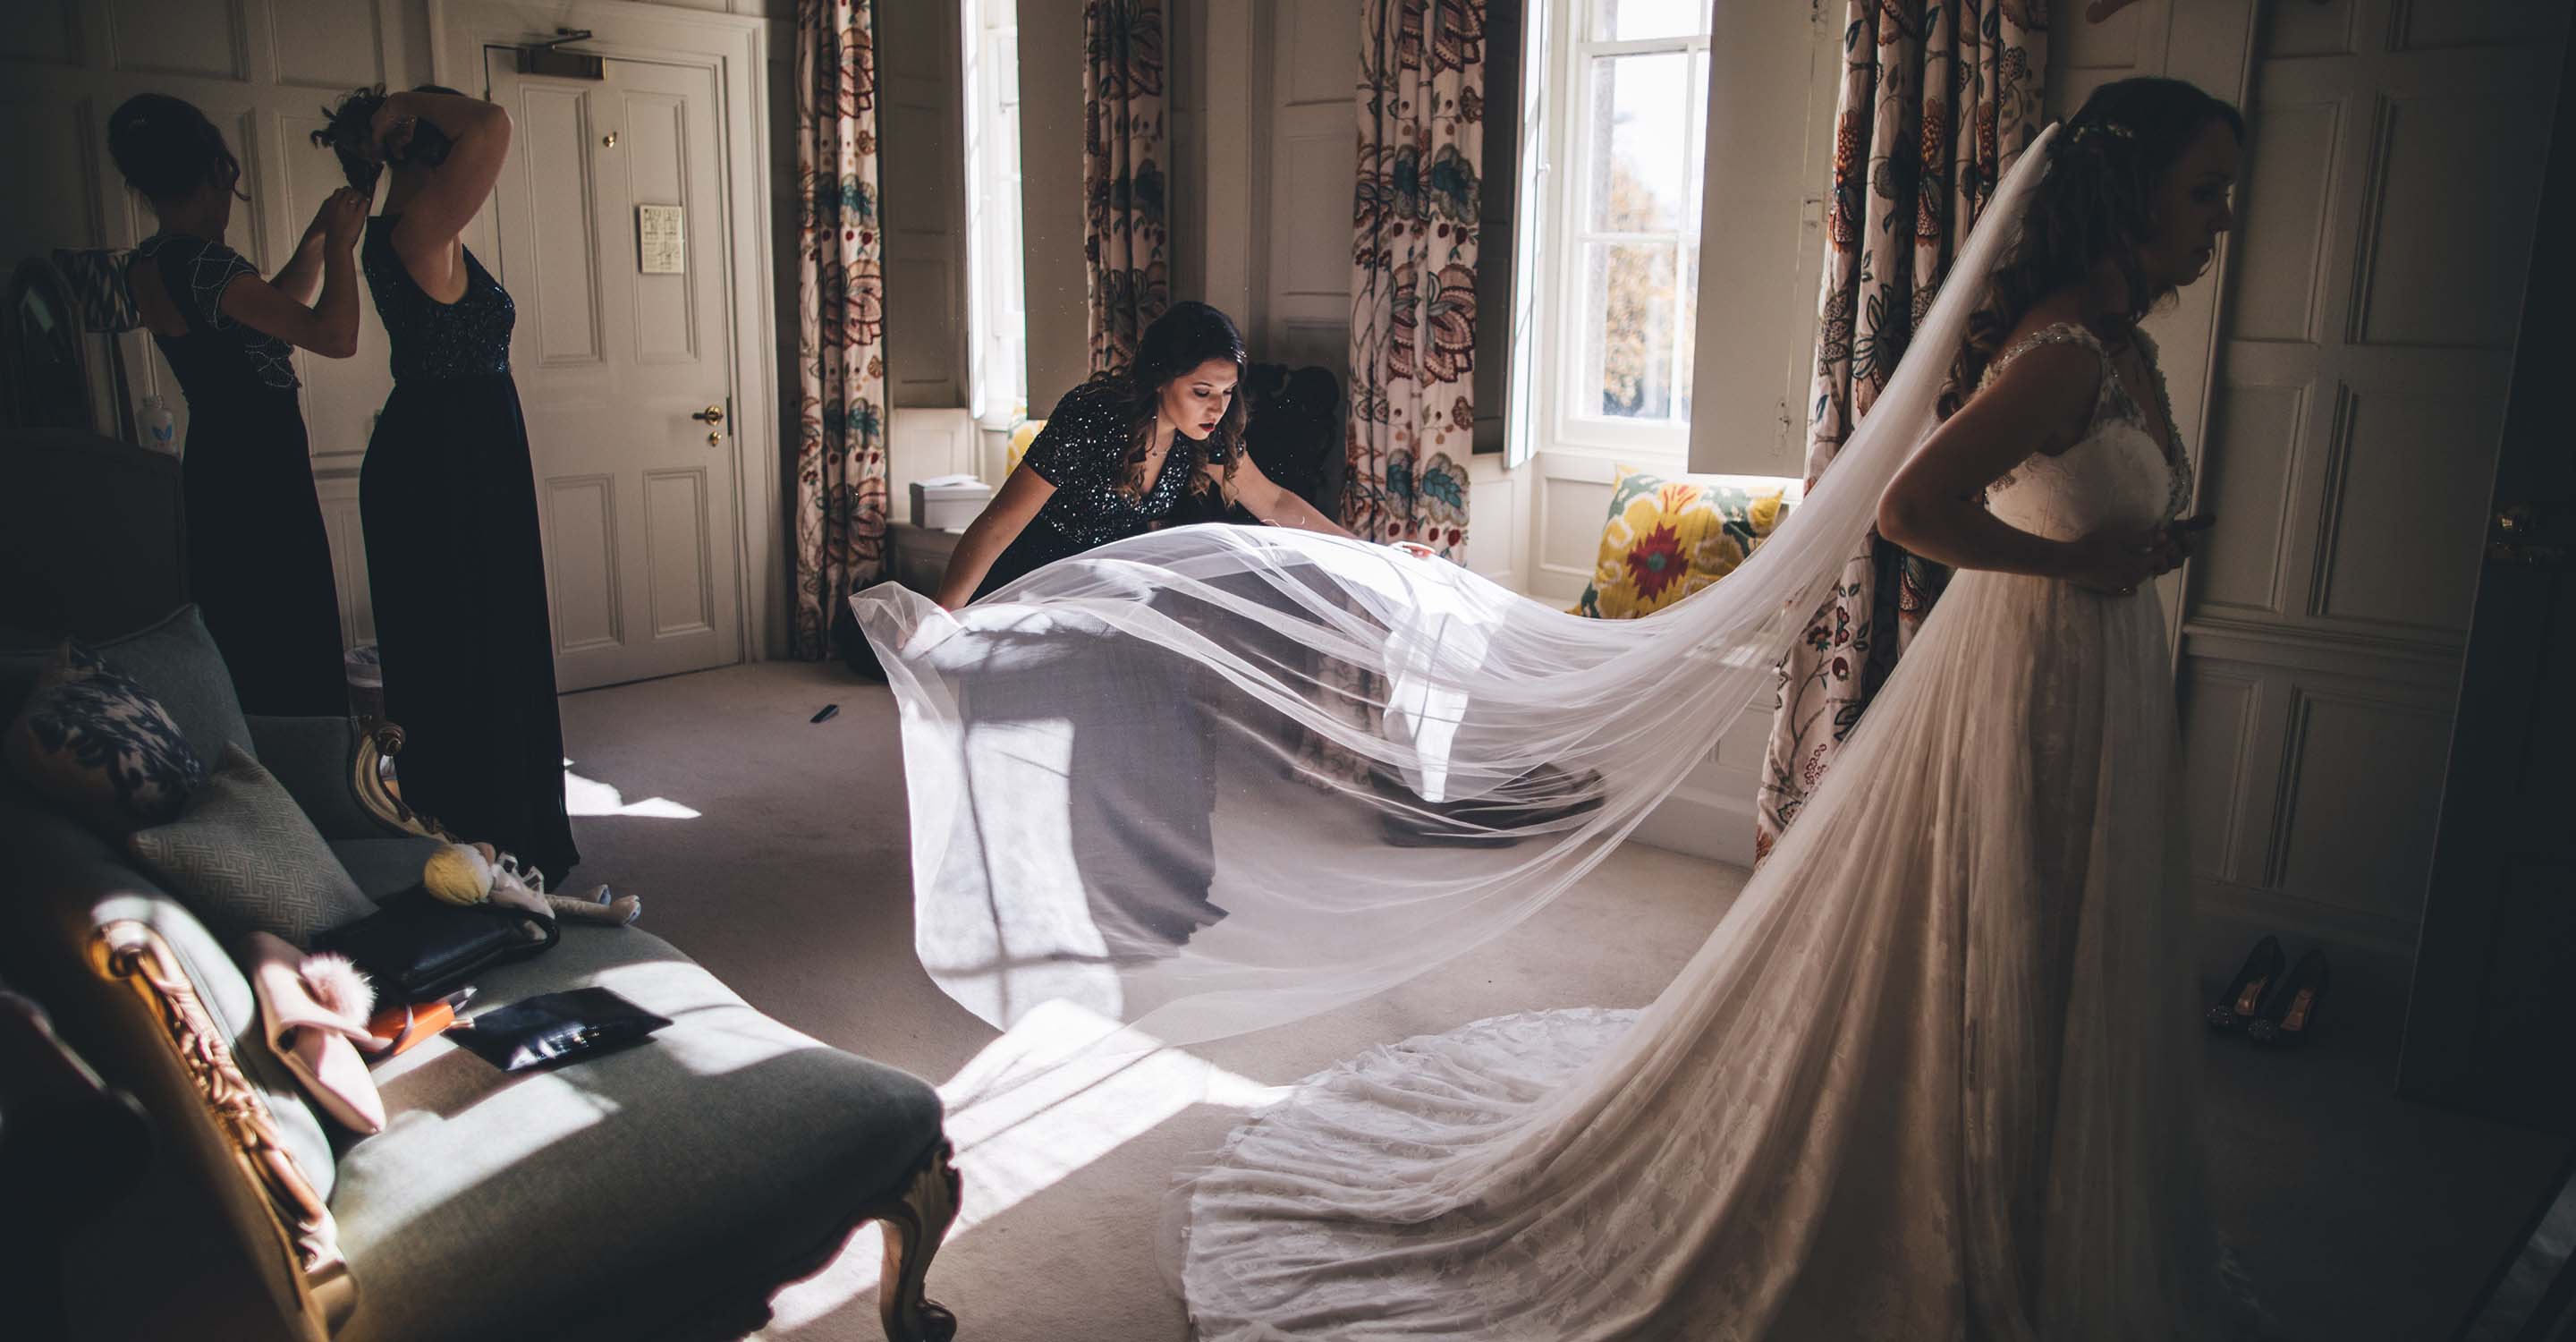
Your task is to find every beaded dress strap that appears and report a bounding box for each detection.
[1987,321,2109,381]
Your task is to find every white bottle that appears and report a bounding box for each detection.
[140,395,177,454]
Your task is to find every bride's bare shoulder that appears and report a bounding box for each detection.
[1964,307,2107,457]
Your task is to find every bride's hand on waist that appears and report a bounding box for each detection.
[2061,524,2174,596]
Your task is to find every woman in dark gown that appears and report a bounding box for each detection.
[312,85,578,885]
[107,95,370,715]
[936,302,1362,605]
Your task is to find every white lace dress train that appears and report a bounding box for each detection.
[1179,325,2233,1341]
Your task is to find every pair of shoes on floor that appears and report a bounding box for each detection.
[1374,763,1607,848]
[2207,933,2331,1047]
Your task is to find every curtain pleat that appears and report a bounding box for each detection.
[1084,0,1170,373]
[792,0,892,660]
[1343,0,1485,556]
[1758,0,2046,860]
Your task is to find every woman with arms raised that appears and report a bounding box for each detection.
[110,94,369,714]
[312,85,578,888]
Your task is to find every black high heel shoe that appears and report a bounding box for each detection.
[2248,948,2330,1047]
[2207,934,2285,1031]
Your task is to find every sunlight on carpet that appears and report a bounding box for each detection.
[563,762,702,819]
[758,1001,1278,1334]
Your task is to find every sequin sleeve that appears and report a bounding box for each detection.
[1021,383,1130,488]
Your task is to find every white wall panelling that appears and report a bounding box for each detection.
[1180,0,1534,589]
[879,0,969,409]
[1185,0,1268,332]
[2172,0,2566,953]
[1680,0,1839,480]
[9,0,790,655]
[1260,1,1360,366]
[888,407,979,512]
[545,472,624,655]
[4,0,411,650]
[0,0,86,71]
[1017,0,1088,406]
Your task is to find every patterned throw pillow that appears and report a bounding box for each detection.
[1570,468,1790,619]
[129,743,377,947]
[4,641,205,831]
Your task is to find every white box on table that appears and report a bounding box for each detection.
[909,475,993,531]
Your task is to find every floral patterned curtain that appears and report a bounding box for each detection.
[792,0,889,660]
[1343,0,1483,556]
[1085,0,1169,373]
[1756,0,2046,859]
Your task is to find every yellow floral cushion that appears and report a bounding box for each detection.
[1571,467,1788,619]
[1005,418,1047,474]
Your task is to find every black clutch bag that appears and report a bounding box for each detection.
[446,988,671,1073]
[313,888,556,1002]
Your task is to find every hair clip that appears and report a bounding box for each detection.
[2071,121,2137,144]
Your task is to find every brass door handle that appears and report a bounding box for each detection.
[692,405,726,426]
[2489,503,2570,568]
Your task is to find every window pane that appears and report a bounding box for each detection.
[1587,53,1692,233]
[1588,242,1677,420]
[1674,245,1697,423]
[1687,47,1708,235]
[1591,0,1705,41]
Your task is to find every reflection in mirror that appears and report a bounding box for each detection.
[5,258,96,431]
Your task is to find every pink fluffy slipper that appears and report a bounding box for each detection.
[244,932,385,1134]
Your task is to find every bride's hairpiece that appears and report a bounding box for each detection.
[2069,120,2137,146]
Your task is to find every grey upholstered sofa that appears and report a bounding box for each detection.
[0,432,958,1341]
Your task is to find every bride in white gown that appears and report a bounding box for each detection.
[851,76,2254,1342]
[1173,81,2249,1339]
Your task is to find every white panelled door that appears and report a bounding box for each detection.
[485,49,741,692]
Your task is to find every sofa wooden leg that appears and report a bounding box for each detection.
[875,1140,960,1342]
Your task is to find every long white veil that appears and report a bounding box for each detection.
[852,124,2060,1065]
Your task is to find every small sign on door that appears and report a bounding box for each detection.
[638,203,684,274]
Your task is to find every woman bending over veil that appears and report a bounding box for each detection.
[1174,78,2250,1339]
[933,302,1367,608]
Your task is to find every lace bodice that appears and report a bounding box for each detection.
[1980,322,2191,540]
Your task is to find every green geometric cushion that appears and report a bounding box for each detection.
[4,640,205,833]
[128,743,377,947]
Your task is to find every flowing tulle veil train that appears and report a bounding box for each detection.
[853,119,2245,1336]
[852,125,2064,1064]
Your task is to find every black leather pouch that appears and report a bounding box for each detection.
[313,887,556,1002]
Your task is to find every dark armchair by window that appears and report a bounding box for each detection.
[1178,361,1343,524]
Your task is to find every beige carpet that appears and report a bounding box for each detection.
[554,661,2567,1342]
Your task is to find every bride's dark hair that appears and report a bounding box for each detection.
[1090,302,1250,502]
[1948,77,2243,412]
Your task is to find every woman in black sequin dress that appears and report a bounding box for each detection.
[933,302,1363,607]
[107,95,370,715]
[314,86,578,885]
